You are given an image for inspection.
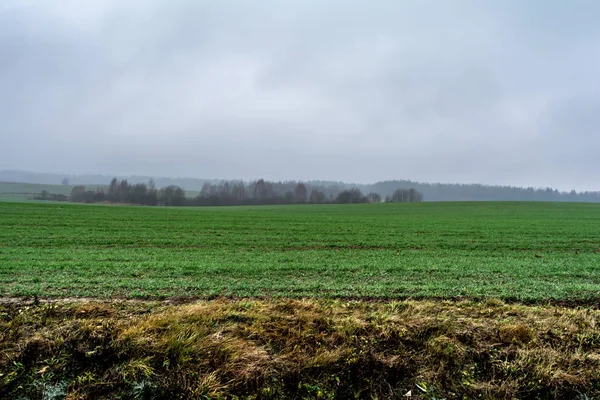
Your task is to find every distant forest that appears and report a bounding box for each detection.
[2,170,600,203]
[64,178,422,206]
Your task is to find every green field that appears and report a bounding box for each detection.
[2,201,599,300]
[3,201,600,399]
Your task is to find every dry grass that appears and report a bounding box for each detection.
[1,299,600,399]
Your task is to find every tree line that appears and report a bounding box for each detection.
[65,178,423,206]
[369,180,600,202]
[8,169,600,203]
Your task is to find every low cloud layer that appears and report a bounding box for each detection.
[1,0,599,190]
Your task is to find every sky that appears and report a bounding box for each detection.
[1,1,599,191]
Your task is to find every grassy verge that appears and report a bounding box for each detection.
[2,298,599,399]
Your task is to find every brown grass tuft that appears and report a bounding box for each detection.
[498,323,534,344]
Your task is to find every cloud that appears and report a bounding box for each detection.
[1,0,599,190]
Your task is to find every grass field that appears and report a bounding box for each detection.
[3,200,600,399]
[1,201,599,300]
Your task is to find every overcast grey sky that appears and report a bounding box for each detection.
[1,1,599,190]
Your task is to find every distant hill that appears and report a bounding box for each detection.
[0,170,219,191]
[0,182,72,201]
[1,169,599,202]
[0,180,198,201]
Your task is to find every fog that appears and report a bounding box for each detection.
[1,0,599,191]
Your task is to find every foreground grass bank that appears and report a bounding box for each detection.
[2,299,599,399]
[2,201,600,300]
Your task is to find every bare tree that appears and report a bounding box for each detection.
[252,179,268,199]
[366,192,382,203]
[335,188,366,204]
[390,188,423,202]
[231,183,246,202]
[294,183,308,203]
[309,189,326,204]
[108,178,119,201]
[218,182,231,198]
[160,185,186,206]
[119,179,129,202]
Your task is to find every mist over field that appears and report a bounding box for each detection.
[2,1,600,191]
